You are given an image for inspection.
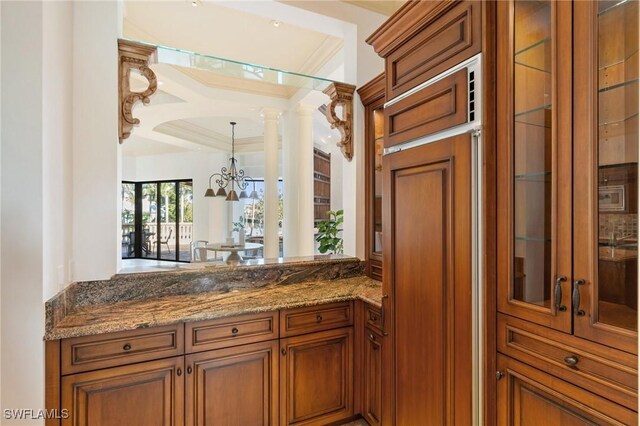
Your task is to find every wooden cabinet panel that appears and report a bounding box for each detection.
[61,357,184,426]
[185,341,278,426]
[280,302,353,337]
[385,0,481,99]
[385,68,468,148]
[363,327,383,426]
[382,134,472,425]
[498,314,638,410]
[280,328,354,425]
[185,312,278,353]
[364,303,383,334]
[61,324,184,375]
[497,355,637,426]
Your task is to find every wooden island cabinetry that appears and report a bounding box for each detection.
[47,300,387,426]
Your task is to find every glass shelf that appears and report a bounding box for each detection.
[515,38,551,73]
[121,38,335,92]
[514,171,551,182]
[515,236,552,243]
[599,112,639,128]
[515,105,552,128]
[599,0,634,16]
[599,78,639,93]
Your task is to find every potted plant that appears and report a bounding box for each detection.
[232,216,246,245]
[315,209,344,254]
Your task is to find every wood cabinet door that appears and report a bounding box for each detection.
[363,327,383,426]
[497,355,637,426]
[573,0,638,355]
[61,357,184,426]
[280,328,353,426]
[496,0,573,332]
[382,133,473,425]
[184,340,278,426]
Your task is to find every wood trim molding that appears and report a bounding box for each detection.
[323,82,356,161]
[118,39,158,143]
[357,73,385,106]
[366,0,459,58]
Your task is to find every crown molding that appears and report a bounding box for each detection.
[357,72,385,106]
[366,0,458,57]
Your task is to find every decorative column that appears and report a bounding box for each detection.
[261,108,281,258]
[282,111,299,257]
[296,104,316,256]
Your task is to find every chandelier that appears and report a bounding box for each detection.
[204,122,259,201]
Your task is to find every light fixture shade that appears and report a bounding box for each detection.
[204,188,216,197]
[239,190,249,199]
[249,190,259,199]
[216,187,227,197]
[226,190,239,201]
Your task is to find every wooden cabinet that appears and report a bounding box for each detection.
[496,0,638,419]
[279,328,354,425]
[497,355,637,426]
[362,327,383,426]
[382,134,473,425]
[358,74,385,281]
[62,357,184,426]
[185,341,279,425]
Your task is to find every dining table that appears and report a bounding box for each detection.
[206,242,264,263]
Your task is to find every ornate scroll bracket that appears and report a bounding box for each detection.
[118,39,158,143]
[323,82,356,161]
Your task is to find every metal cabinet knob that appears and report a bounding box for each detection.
[177,368,182,376]
[369,334,376,341]
[564,355,579,367]
[281,348,287,356]
[187,366,193,374]
[123,343,132,351]
[231,327,239,335]
[316,314,323,323]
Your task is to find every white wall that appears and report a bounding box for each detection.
[1,3,45,424]
[72,1,121,282]
[43,1,74,301]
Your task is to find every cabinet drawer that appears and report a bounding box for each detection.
[385,68,468,148]
[386,0,481,99]
[186,311,279,353]
[498,314,638,410]
[280,302,353,337]
[364,303,383,334]
[61,324,184,375]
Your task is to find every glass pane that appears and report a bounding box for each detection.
[178,182,193,262]
[597,0,638,331]
[373,108,384,254]
[159,182,176,261]
[512,0,553,307]
[142,183,158,259]
[121,183,136,259]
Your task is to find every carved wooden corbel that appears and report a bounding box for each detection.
[323,82,356,161]
[118,39,158,143]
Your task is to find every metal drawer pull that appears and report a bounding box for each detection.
[554,275,567,312]
[316,314,323,323]
[369,334,376,341]
[573,279,586,316]
[231,327,239,334]
[123,343,132,351]
[564,355,579,367]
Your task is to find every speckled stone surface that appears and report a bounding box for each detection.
[45,256,364,334]
[44,275,382,340]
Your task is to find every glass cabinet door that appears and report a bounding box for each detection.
[497,0,573,332]
[574,0,638,354]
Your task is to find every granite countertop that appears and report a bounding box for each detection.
[45,275,382,341]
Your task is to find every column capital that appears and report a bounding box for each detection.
[260,107,282,121]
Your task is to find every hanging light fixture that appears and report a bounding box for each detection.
[205,122,258,201]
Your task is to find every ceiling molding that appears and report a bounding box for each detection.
[297,36,344,77]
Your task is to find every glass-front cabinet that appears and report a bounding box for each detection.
[574,0,638,354]
[498,0,638,355]
[497,0,573,332]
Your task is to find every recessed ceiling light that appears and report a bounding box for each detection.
[270,20,281,28]
[157,80,164,86]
